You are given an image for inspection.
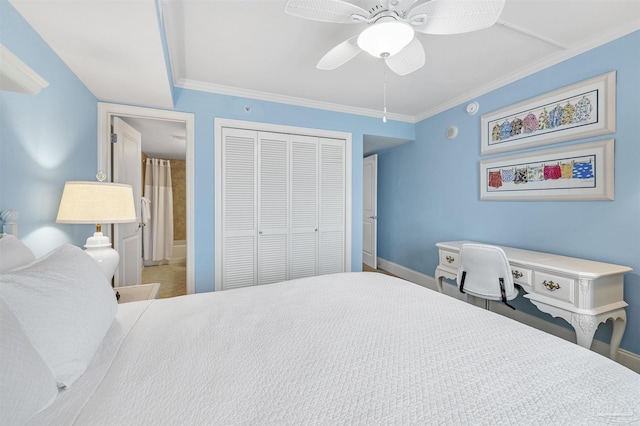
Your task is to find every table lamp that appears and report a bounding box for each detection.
[56,181,136,280]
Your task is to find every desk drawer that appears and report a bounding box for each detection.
[439,249,459,270]
[510,266,531,286]
[534,272,574,304]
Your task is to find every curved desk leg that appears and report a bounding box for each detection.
[606,309,626,361]
[570,309,626,360]
[434,267,455,294]
[435,274,444,293]
[532,299,628,360]
[570,313,598,351]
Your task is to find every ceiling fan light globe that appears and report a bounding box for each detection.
[357,21,414,58]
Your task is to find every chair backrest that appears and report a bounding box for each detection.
[456,243,517,302]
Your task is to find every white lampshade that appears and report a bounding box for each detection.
[56,181,136,225]
[56,181,136,280]
[357,21,414,58]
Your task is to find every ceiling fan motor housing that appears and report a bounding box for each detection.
[357,17,414,58]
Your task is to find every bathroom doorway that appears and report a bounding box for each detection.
[97,103,195,295]
[120,116,188,298]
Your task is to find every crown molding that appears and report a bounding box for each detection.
[415,20,640,122]
[0,44,49,94]
[175,78,416,124]
[174,22,638,126]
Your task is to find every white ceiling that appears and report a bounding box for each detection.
[10,0,640,126]
[119,116,187,160]
[10,0,174,109]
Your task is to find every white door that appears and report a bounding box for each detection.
[289,135,318,280]
[257,132,289,285]
[112,117,142,287]
[221,127,257,289]
[318,138,346,275]
[362,154,378,269]
[216,125,348,291]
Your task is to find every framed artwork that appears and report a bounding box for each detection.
[480,71,616,155]
[480,139,614,201]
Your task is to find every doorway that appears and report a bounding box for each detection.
[362,154,378,269]
[120,116,187,297]
[97,102,195,295]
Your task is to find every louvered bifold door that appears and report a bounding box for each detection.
[318,138,346,275]
[221,128,257,290]
[257,132,289,285]
[289,135,318,280]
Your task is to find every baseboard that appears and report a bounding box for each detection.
[376,257,640,374]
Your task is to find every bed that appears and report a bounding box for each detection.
[1,235,639,425]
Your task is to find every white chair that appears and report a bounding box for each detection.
[456,243,517,310]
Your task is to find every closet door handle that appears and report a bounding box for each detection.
[258,231,263,235]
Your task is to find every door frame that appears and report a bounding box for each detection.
[97,102,195,295]
[214,118,352,292]
[362,154,378,269]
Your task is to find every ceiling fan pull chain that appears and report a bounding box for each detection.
[383,67,387,123]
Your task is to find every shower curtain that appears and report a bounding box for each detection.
[143,158,174,262]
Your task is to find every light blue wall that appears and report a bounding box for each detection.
[0,0,98,256]
[377,31,640,354]
[0,0,414,283]
[3,0,637,354]
[172,89,415,292]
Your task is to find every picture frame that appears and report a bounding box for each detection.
[480,71,616,155]
[479,139,614,201]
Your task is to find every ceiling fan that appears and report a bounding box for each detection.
[285,0,506,76]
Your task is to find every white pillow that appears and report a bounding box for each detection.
[0,234,36,273]
[0,244,117,388]
[0,299,59,424]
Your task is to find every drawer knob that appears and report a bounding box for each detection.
[446,255,455,263]
[543,280,561,291]
[512,270,523,279]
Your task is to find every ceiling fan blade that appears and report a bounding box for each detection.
[390,0,419,14]
[408,0,505,35]
[385,37,425,76]
[317,36,361,70]
[285,0,370,23]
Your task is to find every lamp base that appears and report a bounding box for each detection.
[84,232,119,281]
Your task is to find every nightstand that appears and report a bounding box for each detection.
[116,283,161,303]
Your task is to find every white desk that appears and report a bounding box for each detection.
[434,241,632,360]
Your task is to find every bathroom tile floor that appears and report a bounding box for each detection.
[141,263,187,299]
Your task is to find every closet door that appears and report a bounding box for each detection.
[289,135,318,280]
[318,138,345,275]
[217,123,348,291]
[257,132,289,285]
[221,128,257,289]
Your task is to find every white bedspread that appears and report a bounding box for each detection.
[32,273,640,425]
